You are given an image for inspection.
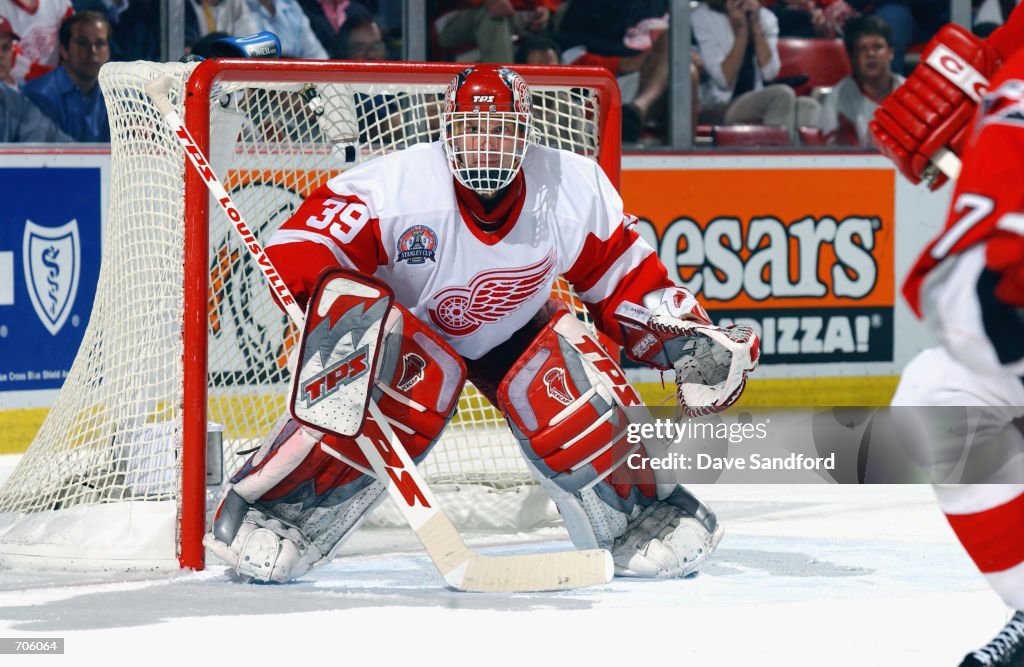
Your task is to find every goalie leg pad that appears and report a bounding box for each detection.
[205,480,387,583]
[497,308,659,548]
[207,304,466,582]
[497,308,724,575]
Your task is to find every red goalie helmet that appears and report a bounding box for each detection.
[440,66,534,196]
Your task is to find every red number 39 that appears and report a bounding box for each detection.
[305,198,370,244]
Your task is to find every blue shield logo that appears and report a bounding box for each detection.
[23,219,81,335]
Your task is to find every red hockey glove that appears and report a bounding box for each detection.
[869,24,1002,190]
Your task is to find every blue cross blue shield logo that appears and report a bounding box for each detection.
[23,219,81,336]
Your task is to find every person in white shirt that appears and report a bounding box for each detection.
[246,0,327,59]
[188,0,259,43]
[819,15,904,147]
[692,0,819,140]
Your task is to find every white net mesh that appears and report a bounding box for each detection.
[0,60,615,568]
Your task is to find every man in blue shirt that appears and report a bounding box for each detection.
[22,11,111,142]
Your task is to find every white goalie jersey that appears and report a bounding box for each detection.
[266,141,673,360]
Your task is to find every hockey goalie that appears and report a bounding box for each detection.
[204,65,759,584]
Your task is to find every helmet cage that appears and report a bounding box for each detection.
[441,111,532,195]
[440,67,534,195]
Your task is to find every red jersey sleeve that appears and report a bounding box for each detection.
[563,214,675,344]
[265,182,387,310]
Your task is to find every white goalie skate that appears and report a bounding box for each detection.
[612,488,724,578]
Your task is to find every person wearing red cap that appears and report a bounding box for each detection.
[0,16,18,88]
[204,65,759,584]
[0,14,68,141]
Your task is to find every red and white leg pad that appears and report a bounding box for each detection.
[497,309,722,577]
[205,304,466,582]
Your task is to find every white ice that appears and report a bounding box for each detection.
[0,454,1011,666]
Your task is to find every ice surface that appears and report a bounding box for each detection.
[0,455,1011,666]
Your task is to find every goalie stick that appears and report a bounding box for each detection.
[145,75,614,592]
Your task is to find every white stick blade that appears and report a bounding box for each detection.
[451,549,614,593]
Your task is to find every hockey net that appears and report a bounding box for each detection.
[0,60,620,570]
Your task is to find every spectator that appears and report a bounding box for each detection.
[73,0,185,61]
[774,0,859,37]
[327,10,385,59]
[0,16,69,140]
[514,34,560,64]
[326,13,401,143]
[186,0,259,46]
[296,0,372,55]
[0,14,13,88]
[692,0,820,140]
[870,0,946,74]
[557,0,671,142]
[433,0,559,63]
[246,0,327,58]
[818,14,903,146]
[22,11,110,141]
[1,0,72,83]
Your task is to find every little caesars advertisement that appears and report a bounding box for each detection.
[623,161,896,368]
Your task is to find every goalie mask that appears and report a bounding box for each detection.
[440,66,533,196]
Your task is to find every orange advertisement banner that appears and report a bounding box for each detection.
[623,168,895,310]
[623,167,897,364]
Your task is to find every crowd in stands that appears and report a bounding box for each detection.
[0,0,1017,147]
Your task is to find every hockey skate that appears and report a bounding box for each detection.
[960,611,1024,666]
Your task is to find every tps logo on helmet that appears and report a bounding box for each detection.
[473,95,495,103]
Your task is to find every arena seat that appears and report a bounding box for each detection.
[798,126,826,146]
[775,38,852,96]
[712,125,791,147]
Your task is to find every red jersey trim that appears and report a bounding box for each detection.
[946,491,1024,573]
[454,173,526,246]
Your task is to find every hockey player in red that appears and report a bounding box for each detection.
[872,7,1024,666]
[204,66,759,584]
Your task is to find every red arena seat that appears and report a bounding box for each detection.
[798,126,826,146]
[775,38,852,96]
[712,125,792,147]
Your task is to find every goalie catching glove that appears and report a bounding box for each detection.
[614,288,760,417]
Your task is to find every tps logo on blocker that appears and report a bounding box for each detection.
[23,219,81,336]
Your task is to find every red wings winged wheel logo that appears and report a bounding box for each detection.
[428,252,555,336]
